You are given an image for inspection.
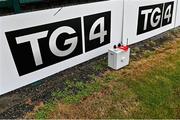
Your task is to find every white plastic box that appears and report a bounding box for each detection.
[108,47,130,70]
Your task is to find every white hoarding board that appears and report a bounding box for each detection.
[123,0,177,45]
[175,0,180,27]
[0,0,123,95]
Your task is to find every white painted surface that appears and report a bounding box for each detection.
[123,0,177,45]
[175,0,180,27]
[0,0,123,95]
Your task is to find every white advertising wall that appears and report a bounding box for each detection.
[123,0,177,45]
[175,0,180,27]
[0,0,123,95]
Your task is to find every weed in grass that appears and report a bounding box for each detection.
[93,59,107,71]
[62,82,101,104]
[148,40,157,47]
[59,81,101,104]
[143,50,155,58]
[132,47,141,53]
[104,73,118,82]
[52,91,68,99]
[35,101,56,119]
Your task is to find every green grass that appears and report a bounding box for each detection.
[33,39,180,119]
[60,81,101,104]
[119,50,180,118]
[52,79,101,104]
[93,58,107,71]
[35,79,101,119]
[35,101,57,119]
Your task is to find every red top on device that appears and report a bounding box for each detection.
[118,45,129,52]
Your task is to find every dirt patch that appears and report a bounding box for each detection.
[0,94,21,113]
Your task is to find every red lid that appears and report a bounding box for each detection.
[118,45,129,51]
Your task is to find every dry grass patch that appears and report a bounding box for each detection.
[49,81,139,119]
[46,38,180,119]
[25,35,180,119]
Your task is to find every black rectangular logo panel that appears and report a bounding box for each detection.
[137,1,174,35]
[5,18,83,76]
[137,3,163,35]
[162,1,174,26]
[84,11,111,52]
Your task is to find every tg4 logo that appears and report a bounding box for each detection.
[137,1,174,35]
[5,11,111,76]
